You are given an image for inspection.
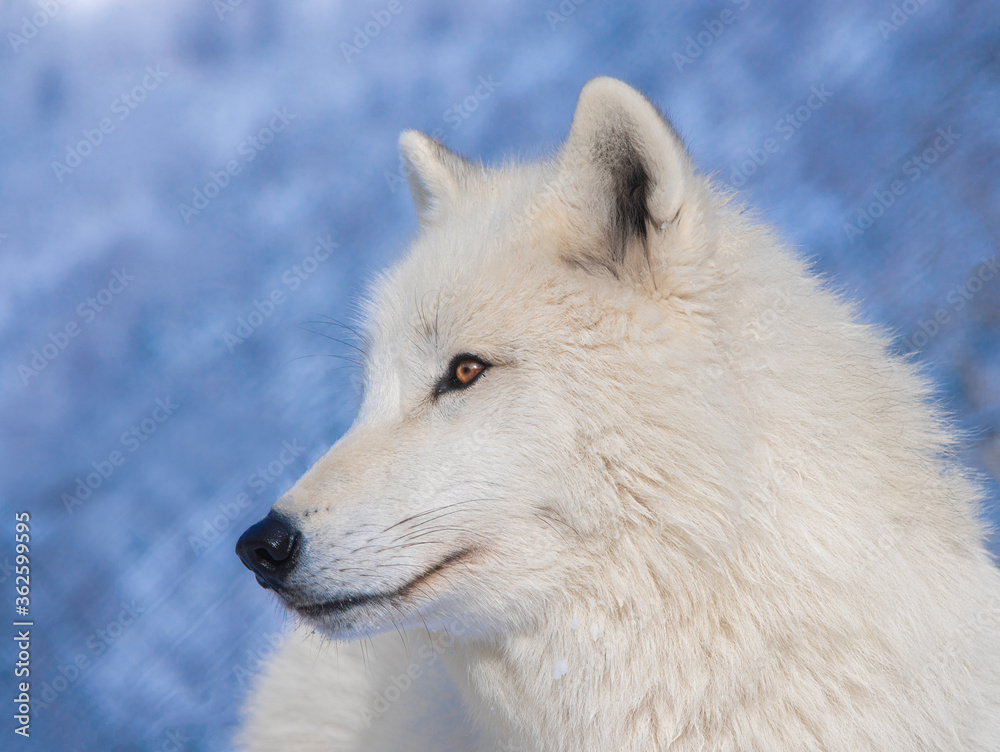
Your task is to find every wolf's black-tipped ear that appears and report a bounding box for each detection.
[554,77,692,279]
[399,131,475,228]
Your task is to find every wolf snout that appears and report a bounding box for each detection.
[235,511,300,591]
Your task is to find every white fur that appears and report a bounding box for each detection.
[236,78,1000,751]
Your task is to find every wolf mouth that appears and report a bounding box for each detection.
[293,548,472,618]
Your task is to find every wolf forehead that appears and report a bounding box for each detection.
[360,78,702,351]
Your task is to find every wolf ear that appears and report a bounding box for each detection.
[553,77,693,279]
[399,130,475,228]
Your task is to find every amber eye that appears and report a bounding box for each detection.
[435,354,490,396]
[455,359,483,385]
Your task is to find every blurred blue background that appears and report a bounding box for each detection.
[1,0,998,749]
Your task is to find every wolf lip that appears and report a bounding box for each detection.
[292,548,473,618]
[296,591,384,618]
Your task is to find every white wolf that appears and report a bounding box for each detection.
[235,78,1000,751]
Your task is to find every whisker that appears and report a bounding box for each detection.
[297,325,368,357]
[306,314,368,343]
[396,526,478,544]
[287,353,363,367]
[383,499,486,533]
[391,515,478,541]
[379,540,451,551]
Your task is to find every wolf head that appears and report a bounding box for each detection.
[236,78,768,639]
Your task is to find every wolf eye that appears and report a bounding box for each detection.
[435,354,490,396]
[455,359,483,384]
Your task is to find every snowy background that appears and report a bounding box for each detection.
[1,0,998,749]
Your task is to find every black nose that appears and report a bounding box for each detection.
[236,512,300,591]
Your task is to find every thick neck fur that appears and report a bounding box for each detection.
[443,197,1000,752]
[451,499,1000,752]
[450,542,735,751]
